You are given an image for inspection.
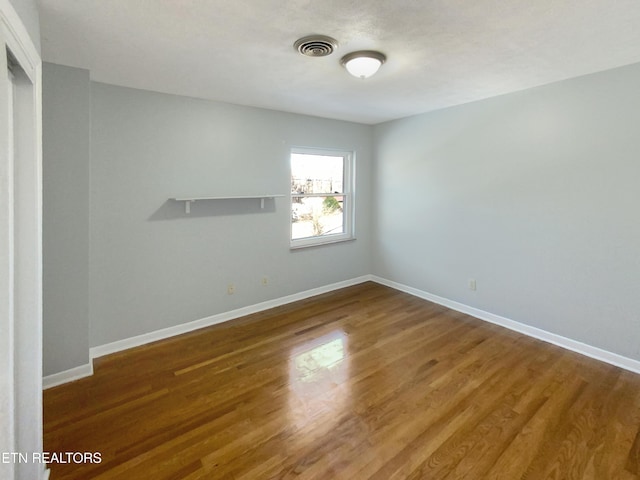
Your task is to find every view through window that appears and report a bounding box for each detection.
[290,149,353,247]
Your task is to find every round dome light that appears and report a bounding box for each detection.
[341,51,386,79]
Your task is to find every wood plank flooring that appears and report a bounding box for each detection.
[44,282,640,479]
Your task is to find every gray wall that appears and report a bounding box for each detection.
[89,82,373,347]
[373,62,640,361]
[43,60,640,374]
[8,0,40,53]
[42,63,91,375]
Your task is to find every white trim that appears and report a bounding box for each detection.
[0,30,16,480]
[0,3,43,480]
[42,363,94,390]
[370,275,640,375]
[290,236,357,250]
[89,275,372,360]
[42,467,50,480]
[50,273,640,388]
[0,0,38,80]
[290,147,355,249]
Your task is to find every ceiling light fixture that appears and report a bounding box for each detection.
[341,50,386,79]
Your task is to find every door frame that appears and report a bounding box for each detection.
[0,1,44,479]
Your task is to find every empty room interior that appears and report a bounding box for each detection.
[3,0,640,478]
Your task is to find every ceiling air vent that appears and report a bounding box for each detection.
[294,35,338,57]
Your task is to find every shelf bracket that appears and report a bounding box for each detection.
[185,200,192,214]
[260,198,265,209]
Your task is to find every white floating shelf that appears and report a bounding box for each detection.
[171,195,285,213]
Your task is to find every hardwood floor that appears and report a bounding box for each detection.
[44,282,640,479]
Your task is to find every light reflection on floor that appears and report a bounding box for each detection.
[287,330,350,431]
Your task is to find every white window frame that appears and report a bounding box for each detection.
[290,147,355,249]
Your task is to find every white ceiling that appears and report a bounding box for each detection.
[38,0,640,124]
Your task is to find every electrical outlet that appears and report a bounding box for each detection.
[261,276,269,286]
[227,283,236,295]
[468,279,477,291]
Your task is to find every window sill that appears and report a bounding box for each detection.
[290,236,356,250]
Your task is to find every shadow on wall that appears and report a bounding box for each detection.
[148,198,278,221]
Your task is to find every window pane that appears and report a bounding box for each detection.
[291,154,344,194]
[290,148,353,248]
[291,195,345,240]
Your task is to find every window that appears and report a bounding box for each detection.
[290,148,354,248]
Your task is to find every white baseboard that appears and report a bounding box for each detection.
[42,363,94,389]
[371,275,640,375]
[44,273,640,388]
[89,275,373,360]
